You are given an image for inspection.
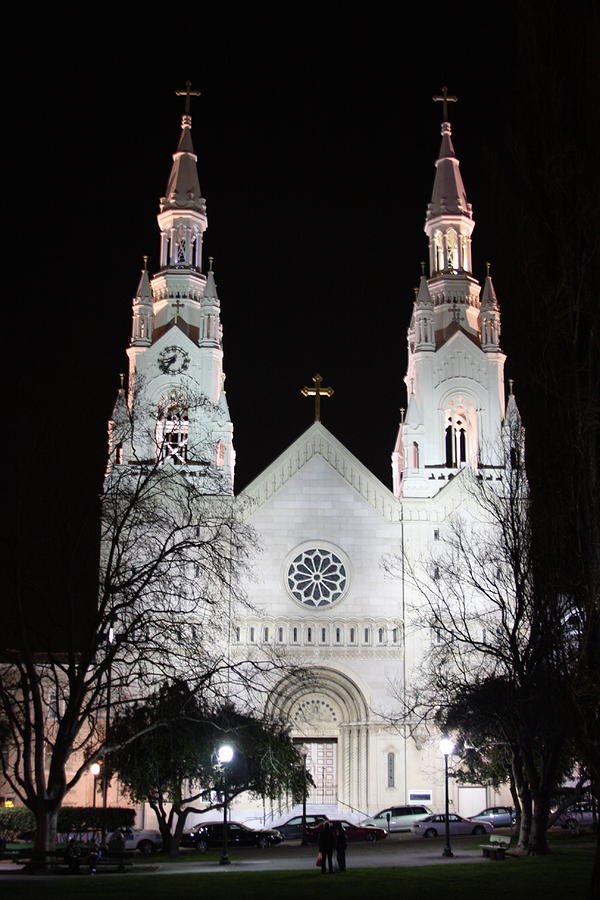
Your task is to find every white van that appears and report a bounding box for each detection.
[362,805,432,832]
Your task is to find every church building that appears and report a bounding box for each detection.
[112,88,514,824]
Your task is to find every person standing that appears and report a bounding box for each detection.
[318,821,335,874]
[335,821,347,872]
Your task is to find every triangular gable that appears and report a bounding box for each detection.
[240,422,401,522]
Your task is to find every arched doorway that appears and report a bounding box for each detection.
[268,667,370,812]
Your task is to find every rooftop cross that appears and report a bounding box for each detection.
[175,81,201,116]
[171,298,185,323]
[301,373,334,423]
[432,86,458,122]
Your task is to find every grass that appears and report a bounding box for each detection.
[2,846,594,900]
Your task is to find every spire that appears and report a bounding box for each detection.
[391,408,406,498]
[156,88,208,272]
[107,374,128,471]
[424,93,475,278]
[160,113,206,213]
[427,121,472,221]
[480,263,501,351]
[202,257,219,307]
[480,265,499,309]
[130,256,153,346]
[415,274,433,308]
[136,257,152,303]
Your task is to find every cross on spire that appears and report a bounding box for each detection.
[175,81,201,116]
[301,373,334,423]
[171,298,185,323]
[432,86,458,122]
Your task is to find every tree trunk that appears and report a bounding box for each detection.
[512,750,531,851]
[27,806,59,873]
[528,792,551,855]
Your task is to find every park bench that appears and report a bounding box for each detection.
[479,834,511,860]
[7,847,132,874]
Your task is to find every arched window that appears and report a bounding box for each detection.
[433,232,443,273]
[157,395,189,465]
[444,408,471,467]
[412,442,420,468]
[445,229,458,271]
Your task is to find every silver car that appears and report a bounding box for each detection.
[469,806,515,828]
[556,802,596,831]
[412,813,493,838]
[363,805,432,832]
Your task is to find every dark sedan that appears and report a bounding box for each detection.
[306,818,387,843]
[181,821,283,851]
[274,814,328,839]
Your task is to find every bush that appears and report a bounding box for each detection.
[0,807,35,840]
[0,806,135,841]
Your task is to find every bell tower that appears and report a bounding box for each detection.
[108,86,235,494]
[392,90,507,498]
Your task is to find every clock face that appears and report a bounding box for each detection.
[158,345,190,375]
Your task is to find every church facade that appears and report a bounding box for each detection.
[111,93,513,823]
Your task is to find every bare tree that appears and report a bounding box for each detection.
[386,419,575,854]
[1,383,274,867]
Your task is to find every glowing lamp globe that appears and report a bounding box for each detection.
[440,738,454,757]
[218,745,234,764]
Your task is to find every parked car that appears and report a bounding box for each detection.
[469,807,515,828]
[306,819,387,843]
[106,827,162,854]
[362,805,432,832]
[411,813,494,838]
[555,802,596,831]
[181,821,283,851]
[274,814,328,839]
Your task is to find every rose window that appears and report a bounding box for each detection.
[287,548,348,607]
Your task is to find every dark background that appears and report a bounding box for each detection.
[14,4,598,609]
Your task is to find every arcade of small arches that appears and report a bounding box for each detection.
[159,223,204,269]
[430,227,472,275]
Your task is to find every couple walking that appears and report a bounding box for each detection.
[318,821,347,873]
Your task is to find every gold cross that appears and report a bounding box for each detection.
[301,373,334,423]
[432,86,458,122]
[175,81,201,116]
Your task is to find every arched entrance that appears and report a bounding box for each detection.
[268,667,370,812]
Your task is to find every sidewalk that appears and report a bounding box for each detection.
[0,835,491,880]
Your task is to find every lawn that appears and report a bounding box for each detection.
[3,847,594,900]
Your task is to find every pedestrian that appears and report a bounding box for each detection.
[335,821,347,872]
[318,821,335,874]
[65,838,80,874]
[87,839,100,873]
[108,828,126,870]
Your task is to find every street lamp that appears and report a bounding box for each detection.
[90,763,101,808]
[440,737,454,857]
[301,752,308,846]
[218,744,234,865]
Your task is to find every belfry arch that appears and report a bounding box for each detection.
[268,667,371,812]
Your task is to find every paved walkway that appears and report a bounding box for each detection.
[0,834,491,881]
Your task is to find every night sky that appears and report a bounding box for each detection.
[16,6,598,606]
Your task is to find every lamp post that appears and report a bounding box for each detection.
[440,737,454,858]
[301,752,308,846]
[90,763,101,809]
[218,744,234,865]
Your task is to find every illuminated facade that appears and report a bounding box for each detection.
[109,102,514,824]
